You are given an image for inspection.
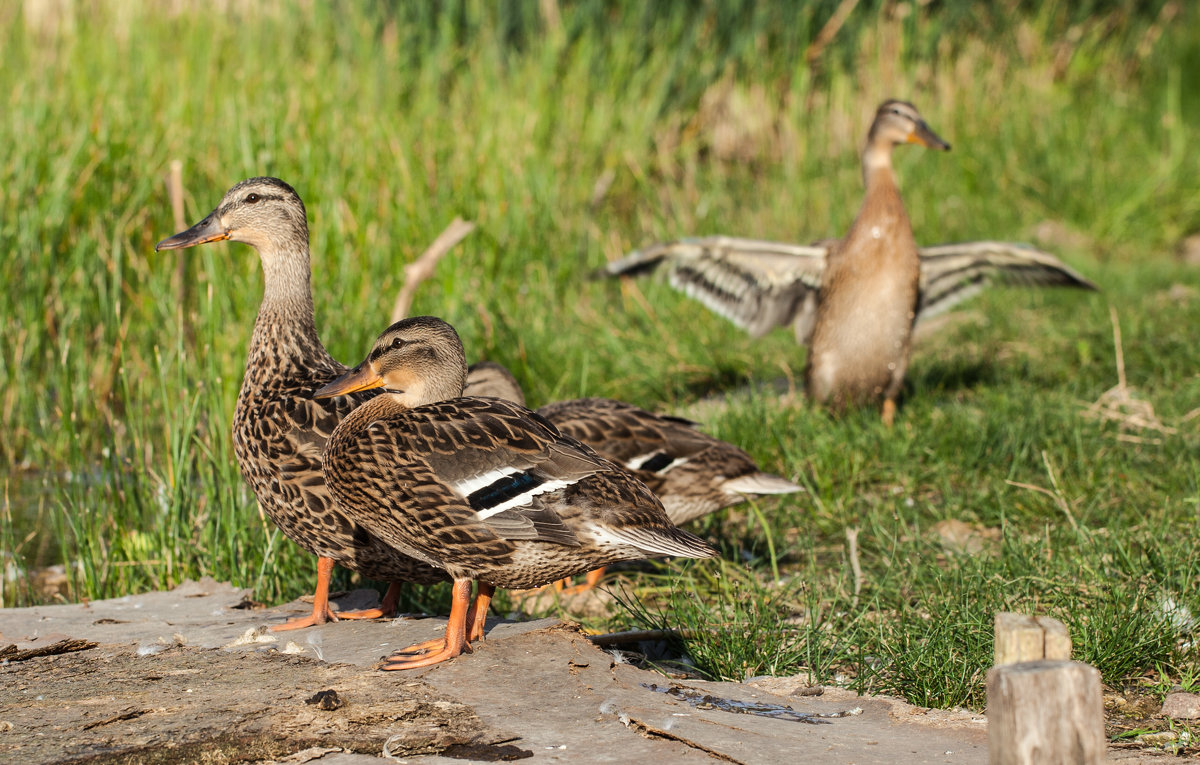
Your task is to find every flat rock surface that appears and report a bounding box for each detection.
[1160,691,1200,720]
[0,578,1151,763]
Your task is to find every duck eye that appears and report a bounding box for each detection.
[245,193,261,204]
[390,337,404,349]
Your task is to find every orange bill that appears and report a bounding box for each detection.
[314,363,385,398]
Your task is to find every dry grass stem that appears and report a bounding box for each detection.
[846,527,863,605]
[1006,451,1080,534]
[1082,306,1176,436]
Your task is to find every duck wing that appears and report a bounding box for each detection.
[332,398,640,573]
[605,237,1098,342]
[603,236,826,339]
[537,398,711,472]
[916,241,1099,323]
[540,397,801,525]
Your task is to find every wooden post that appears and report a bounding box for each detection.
[987,613,1104,765]
[987,661,1104,765]
[993,612,1072,666]
[166,160,192,344]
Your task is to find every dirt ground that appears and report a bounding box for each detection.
[0,579,1180,764]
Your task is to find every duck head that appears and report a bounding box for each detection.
[862,100,950,177]
[869,100,950,151]
[315,316,468,408]
[155,176,309,255]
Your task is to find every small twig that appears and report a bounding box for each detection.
[589,168,615,210]
[1109,305,1126,390]
[804,0,861,66]
[167,160,192,343]
[82,708,148,731]
[168,160,186,232]
[539,0,561,35]
[390,218,476,323]
[845,527,863,605]
[1081,306,1176,437]
[0,637,97,663]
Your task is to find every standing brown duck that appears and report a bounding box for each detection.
[155,177,446,630]
[805,100,949,424]
[318,317,717,669]
[604,101,1097,424]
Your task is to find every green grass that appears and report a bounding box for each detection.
[1,0,1198,712]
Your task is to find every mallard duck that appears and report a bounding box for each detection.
[603,101,1098,424]
[155,177,447,630]
[463,362,801,591]
[463,361,527,406]
[317,316,717,669]
[467,358,799,562]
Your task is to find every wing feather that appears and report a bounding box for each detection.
[605,236,826,338]
[917,241,1099,322]
[607,236,1096,337]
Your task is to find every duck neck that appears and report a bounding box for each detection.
[850,142,909,231]
[246,244,338,379]
[332,394,403,441]
[860,140,898,191]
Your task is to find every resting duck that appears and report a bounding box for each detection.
[465,361,800,590]
[603,101,1098,424]
[425,321,801,524]
[155,177,447,630]
[317,317,716,669]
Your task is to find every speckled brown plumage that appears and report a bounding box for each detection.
[322,318,716,591]
[232,304,447,586]
[466,364,801,526]
[320,317,716,669]
[535,397,800,525]
[156,178,446,631]
[462,370,804,592]
[463,361,527,406]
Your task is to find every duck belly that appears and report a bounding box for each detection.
[805,259,918,409]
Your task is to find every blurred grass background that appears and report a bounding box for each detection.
[1,0,1198,711]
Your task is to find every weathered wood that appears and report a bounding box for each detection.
[986,660,1104,765]
[994,612,1071,666]
[0,636,96,662]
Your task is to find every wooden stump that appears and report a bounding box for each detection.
[986,660,1104,765]
[993,612,1071,666]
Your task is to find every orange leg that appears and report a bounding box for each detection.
[382,578,472,670]
[881,399,897,427]
[337,581,403,620]
[393,581,494,655]
[555,566,608,596]
[270,557,340,632]
[467,582,495,643]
